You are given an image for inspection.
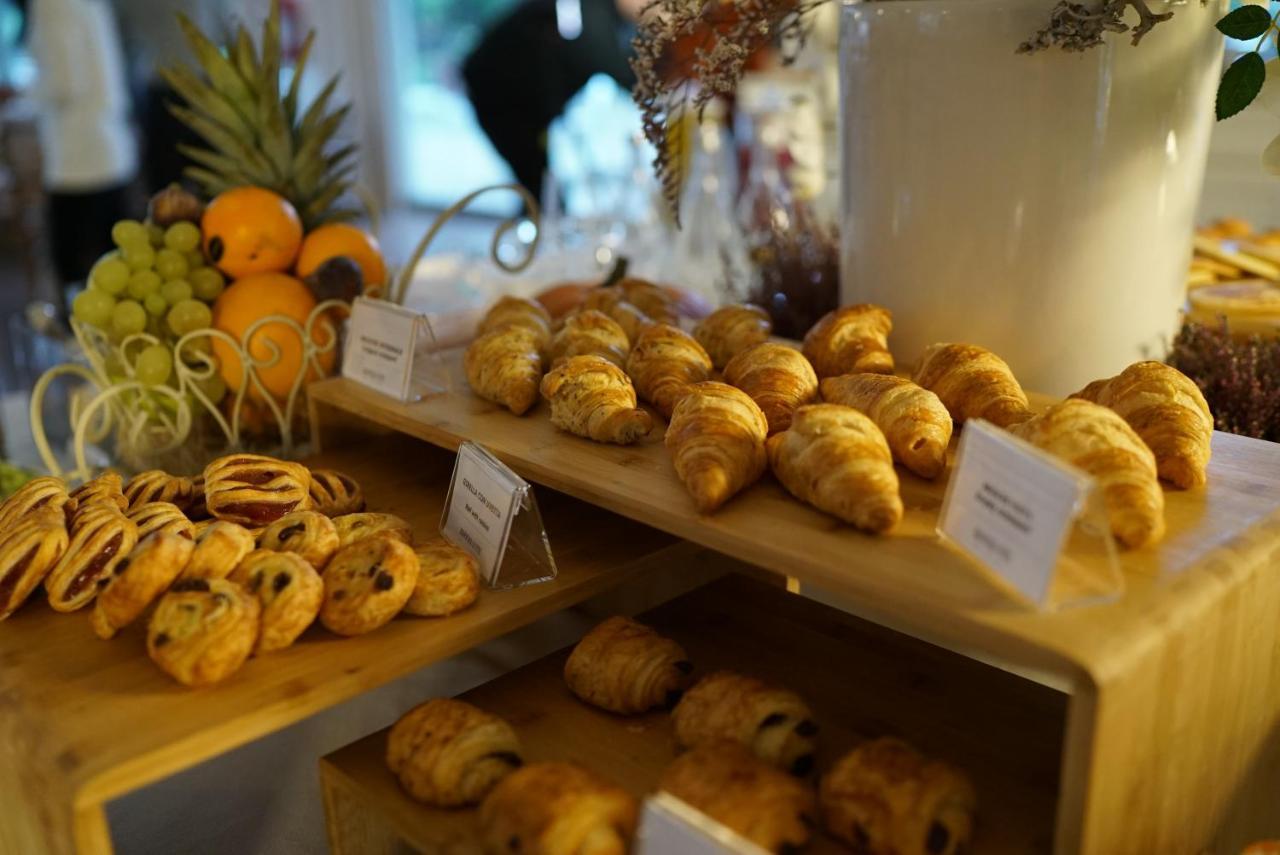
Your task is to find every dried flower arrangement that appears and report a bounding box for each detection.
[1167,322,1280,442]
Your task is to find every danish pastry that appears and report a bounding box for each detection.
[723,342,819,435]
[127,501,196,541]
[465,326,544,416]
[549,309,630,368]
[257,510,340,569]
[229,549,324,652]
[146,578,261,687]
[333,512,413,548]
[386,698,524,807]
[802,304,894,378]
[0,507,68,620]
[665,382,768,513]
[693,303,772,370]
[540,355,654,445]
[68,471,128,521]
[182,520,256,580]
[820,738,976,855]
[821,374,953,480]
[625,323,713,419]
[563,615,693,714]
[44,507,139,613]
[477,295,553,352]
[307,468,366,516]
[202,454,312,526]
[673,671,818,774]
[404,539,480,617]
[580,288,652,343]
[90,532,194,640]
[0,476,73,533]
[912,343,1031,428]
[479,762,638,855]
[123,470,196,512]
[319,535,417,636]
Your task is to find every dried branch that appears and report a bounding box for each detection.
[1019,0,1173,53]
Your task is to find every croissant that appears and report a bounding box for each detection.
[802,304,894,378]
[563,615,693,714]
[625,323,713,419]
[912,343,1030,428]
[659,741,816,854]
[540,355,653,444]
[723,342,819,435]
[694,303,772,370]
[767,404,903,534]
[549,309,631,368]
[821,374,953,479]
[386,698,524,807]
[665,382,768,513]
[821,738,976,855]
[618,276,678,324]
[581,288,653,343]
[477,295,553,352]
[1071,361,1213,489]
[673,670,819,775]
[1009,399,1165,548]
[465,327,544,416]
[479,762,638,855]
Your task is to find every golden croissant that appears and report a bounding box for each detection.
[618,276,678,324]
[549,309,630,368]
[912,343,1031,428]
[465,326,544,416]
[1009,399,1164,549]
[540,355,653,444]
[477,295,553,352]
[694,303,772,370]
[665,381,769,513]
[625,323,713,419]
[821,374,953,479]
[723,342,819,435]
[1071,361,1213,489]
[802,304,894,378]
[581,288,653,343]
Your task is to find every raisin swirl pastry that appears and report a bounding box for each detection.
[123,470,196,512]
[404,539,480,617]
[319,535,417,636]
[90,532,195,639]
[202,453,312,527]
[386,698,524,807]
[44,508,139,613]
[563,616,693,714]
[0,476,73,533]
[127,501,196,541]
[257,510,340,569]
[68,472,128,522]
[307,469,366,516]
[672,671,818,775]
[332,512,413,548]
[479,762,638,855]
[229,550,324,652]
[819,738,976,855]
[0,507,68,620]
[147,578,261,687]
[182,521,256,580]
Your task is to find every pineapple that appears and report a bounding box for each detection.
[160,0,357,229]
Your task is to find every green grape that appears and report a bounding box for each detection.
[72,289,116,328]
[190,371,226,404]
[111,300,147,337]
[144,293,168,317]
[122,243,156,271]
[90,257,130,295]
[167,298,213,336]
[111,220,149,249]
[185,250,206,269]
[164,221,202,253]
[160,279,193,304]
[126,269,162,300]
[155,248,189,280]
[146,222,165,246]
[135,344,173,386]
[190,267,226,302]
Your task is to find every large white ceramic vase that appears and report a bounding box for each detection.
[838,0,1226,394]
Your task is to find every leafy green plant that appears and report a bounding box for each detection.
[1213,4,1279,120]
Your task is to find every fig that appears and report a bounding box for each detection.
[148,184,205,227]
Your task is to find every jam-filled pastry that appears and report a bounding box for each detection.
[673,671,818,775]
[465,326,545,416]
[127,501,196,541]
[186,475,210,520]
[90,532,194,639]
[563,615,693,714]
[319,535,417,636]
[666,382,768,513]
[404,539,480,617]
[202,453,312,527]
[659,741,816,853]
[332,512,413,548]
[911,342,1031,428]
[625,323,713,419]
[182,520,256,580]
[123,470,196,512]
[540,355,653,445]
[819,738,976,855]
[479,762,638,855]
[44,508,139,613]
[68,471,128,521]
[693,303,772,371]
[549,309,631,368]
[802,304,895,378]
[0,507,68,620]
[386,698,524,807]
[723,342,819,435]
[229,549,324,652]
[0,476,73,533]
[147,578,261,687]
[307,468,366,516]
[257,510,340,569]
[477,295,554,353]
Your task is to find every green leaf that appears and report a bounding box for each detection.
[1216,5,1272,40]
[1217,51,1266,120]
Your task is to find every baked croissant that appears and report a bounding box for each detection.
[477,295,553,352]
[723,342,819,435]
[581,288,653,343]
[1009,399,1165,549]
[465,326,544,416]
[767,404,903,534]
[625,323,713,419]
[563,615,694,714]
[912,343,1031,428]
[386,698,524,807]
[1071,361,1213,489]
[659,741,816,854]
[821,374,953,479]
[540,355,653,444]
[672,670,819,775]
[820,738,976,855]
[802,304,894,378]
[549,309,630,368]
[694,303,772,370]
[479,762,638,855]
[665,382,769,513]
[618,276,678,324]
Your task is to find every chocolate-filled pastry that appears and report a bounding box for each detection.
[90,532,194,639]
[477,295,554,352]
[666,382,768,513]
[549,309,631,368]
[479,762,638,855]
[127,501,196,541]
[257,510,340,569]
[404,539,480,617]
[182,520,256,580]
[332,512,413,548]
[146,578,261,687]
[912,342,1030,428]
[673,671,818,774]
[802,304,894,378]
[821,374,953,480]
[563,615,693,714]
[68,471,128,521]
[229,549,324,652]
[123,470,196,512]
[540,355,653,445]
[724,342,819,435]
[659,741,816,853]
[0,507,68,620]
[202,453,312,527]
[319,535,417,636]
[465,327,545,416]
[386,698,524,807]
[625,323,713,419]
[307,468,366,516]
[0,476,73,533]
[693,303,772,370]
[44,508,139,613]
[819,738,976,855]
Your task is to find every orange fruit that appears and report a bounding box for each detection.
[295,223,387,288]
[202,187,303,279]
[210,272,335,400]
